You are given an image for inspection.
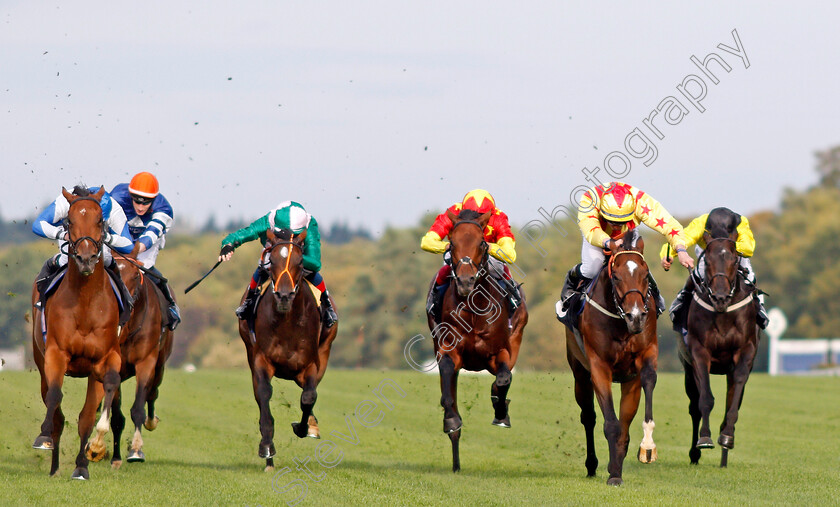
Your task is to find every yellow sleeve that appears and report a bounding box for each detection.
[736,216,756,257]
[489,236,516,263]
[636,193,688,250]
[577,191,610,248]
[421,231,449,254]
[660,214,706,260]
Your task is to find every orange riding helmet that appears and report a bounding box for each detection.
[129,172,160,198]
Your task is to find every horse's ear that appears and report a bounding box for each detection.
[266,228,276,241]
[296,229,308,243]
[93,186,105,201]
[478,211,492,228]
[702,231,712,245]
[130,242,142,258]
[62,187,74,204]
[446,209,458,224]
[635,235,645,252]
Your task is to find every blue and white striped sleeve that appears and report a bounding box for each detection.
[105,203,135,254]
[137,197,174,250]
[32,197,70,240]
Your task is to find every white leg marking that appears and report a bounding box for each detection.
[132,428,143,451]
[641,420,656,449]
[95,407,110,434]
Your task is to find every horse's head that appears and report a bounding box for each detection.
[702,231,740,312]
[266,227,306,313]
[63,186,106,276]
[116,243,143,300]
[446,209,491,297]
[608,229,650,334]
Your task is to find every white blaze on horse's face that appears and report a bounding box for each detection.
[80,208,87,216]
[279,246,289,259]
[626,260,638,276]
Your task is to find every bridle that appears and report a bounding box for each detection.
[607,250,650,319]
[265,239,304,295]
[65,196,106,263]
[697,237,739,300]
[448,219,489,283]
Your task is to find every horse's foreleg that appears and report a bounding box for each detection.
[438,354,462,472]
[590,363,622,486]
[718,342,756,463]
[690,346,715,448]
[251,357,276,461]
[569,356,598,477]
[73,377,105,480]
[637,357,658,464]
[292,366,319,439]
[684,362,702,464]
[34,347,68,477]
[127,357,156,463]
[86,353,121,465]
[110,386,126,469]
[490,351,512,427]
[145,350,167,431]
[618,380,641,466]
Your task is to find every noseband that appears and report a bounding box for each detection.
[265,240,304,294]
[698,237,739,300]
[448,220,489,282]
[65,196,106,262]
[608,250,650,318]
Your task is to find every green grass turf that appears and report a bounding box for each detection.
[1,368,838,506]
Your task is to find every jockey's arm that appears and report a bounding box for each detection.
[421,231,449,254]
[577,192,611,248]
[488,236,516,263]
[736,216,756,257]
[32,196,69,241]
[301,217,322,272]
[659,214,705,261]
[106,204,135,255]
[136,197,173,252]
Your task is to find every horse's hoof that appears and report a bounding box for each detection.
[443,416,462,434]
[85,442,108,462]
[144,416,160,432]
[259,443,275,459]
[696,436,715,449]
[607,476,623,486]
[111,460,122,470]
[127,449,146,463]
[718,434,734,449]
[291,422,308,439]
[71,467,90,481]
[32,435,53,450]
[264,465,274,473]
[306,415,320,439]
[638,446,658,463]
[491,415,511,428]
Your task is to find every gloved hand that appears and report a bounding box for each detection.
[219,244,234,262]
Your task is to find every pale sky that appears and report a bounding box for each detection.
[2,2,838,236]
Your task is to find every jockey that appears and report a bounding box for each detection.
[110,172,181,330]
[420,189,521,323]
[559,182,695,314]
[661,210,769,330]
[218,200,338,327]
[32,185,135,310]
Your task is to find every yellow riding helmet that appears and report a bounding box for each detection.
[599,184,636,222]
[461,189,496,214]
[129,172,160,198]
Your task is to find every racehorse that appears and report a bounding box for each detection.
[680,207,760,467]
[109,244,175,468]
[30,186,123,480]
[239,228,338,471]
[563,228,658,485]
[426,209,528,473]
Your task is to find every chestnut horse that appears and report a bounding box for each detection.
[680,208,759,468]
[109,245,175,467]
[30,187,122,480]
[563,229,658,486]
[239,228,338,471]
[426,209,528,472]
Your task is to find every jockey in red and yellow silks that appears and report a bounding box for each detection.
[557,182,695,316]
[421,189,521,323]
[663,210,768,330]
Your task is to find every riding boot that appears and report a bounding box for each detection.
[320,291,338,328]
[560,264,590,312]
[669,276,695,334]
[503,278,522,315]
[755,294,769,329]
[106,259,134,324]
[235,287,261,320]
[154,277,181,331]
[34,255,60,309]
[426,283,448,324]
[647,273,666,316]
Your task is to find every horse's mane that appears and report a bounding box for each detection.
[72,185,90,197]
[622,228,641,250]
[457,209,482,221]
[705,207,740,239]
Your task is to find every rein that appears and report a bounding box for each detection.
[66,196,106,262]
[449,220,489,282]
[696,237,739,302]
[605,250,650,319]
[264,240,303,294]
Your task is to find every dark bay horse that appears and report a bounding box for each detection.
[563,229,658,486]
[239,228,338,471]
[680,207,759,467]
[426,209,528,472]
[30,187,122,480]
[109,245,174,467]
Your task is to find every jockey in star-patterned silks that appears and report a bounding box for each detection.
[558,181,695,315]
[110,171,181,330]
[32,185,135,310]
[661,210,768,330]
[218,200,337,327]
[420,189,521,323]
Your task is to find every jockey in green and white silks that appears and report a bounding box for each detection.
[218,200,337,327]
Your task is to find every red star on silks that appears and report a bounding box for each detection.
[655,218,667,228]
[669,228,680,237]
[640,205,652,216]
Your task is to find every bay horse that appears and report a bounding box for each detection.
[680,207,759,468]
[30,186,122,480]
[563,228,658,486]
[239,228,338,471]
[426,209,528,473]
[109,244,174,467]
